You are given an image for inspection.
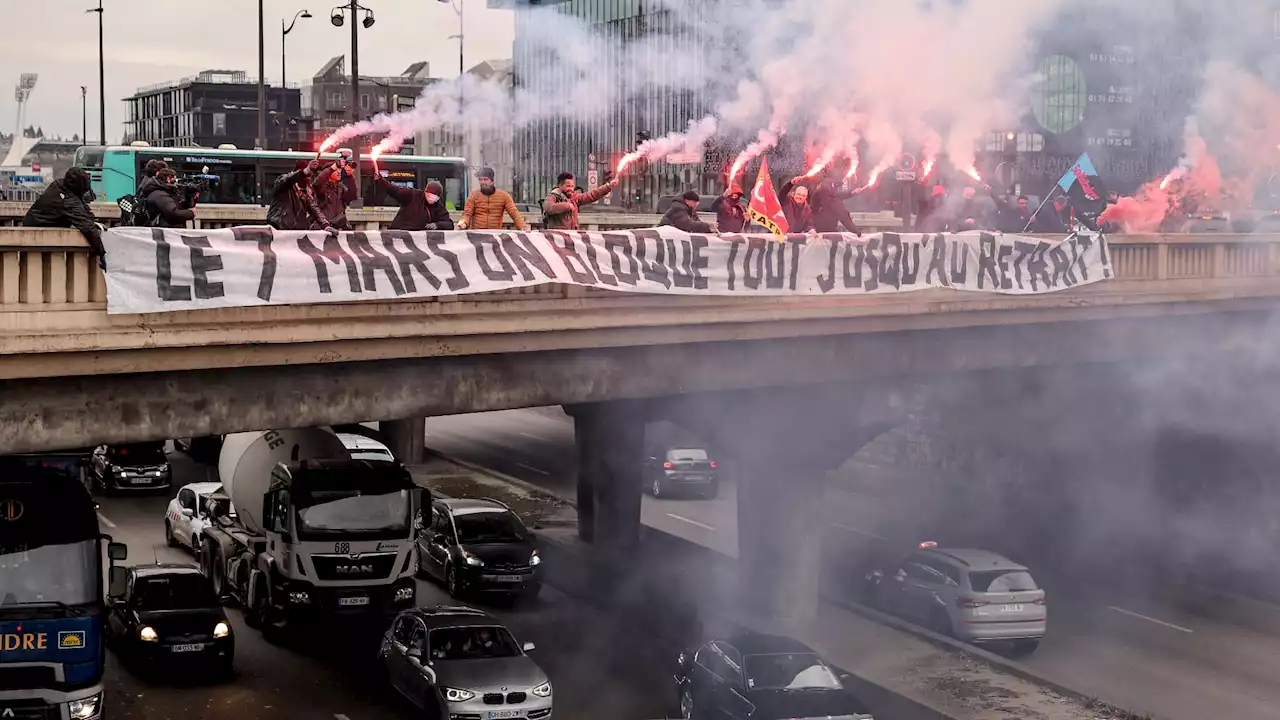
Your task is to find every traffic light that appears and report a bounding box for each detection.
[635,130,650,147]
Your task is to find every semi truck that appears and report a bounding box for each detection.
[198,428,423,634]
[0,461,127,720]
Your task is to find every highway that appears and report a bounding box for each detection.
[423,407,1280,720]
[95,448,673,720]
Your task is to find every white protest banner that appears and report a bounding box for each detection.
[101,227,1113,315]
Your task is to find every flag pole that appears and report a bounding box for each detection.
[1022,186,1060,233]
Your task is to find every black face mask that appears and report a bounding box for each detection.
[481,185,496,196]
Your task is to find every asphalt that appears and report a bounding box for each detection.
[94,447,674,720]
[422,407,1280,720]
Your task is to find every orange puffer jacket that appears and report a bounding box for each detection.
[460,188,528,230]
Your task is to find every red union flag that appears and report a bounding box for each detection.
[747,156,789,239]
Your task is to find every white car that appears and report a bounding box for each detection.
[338,433,397,462]
[164,482,226,552]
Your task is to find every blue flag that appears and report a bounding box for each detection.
[1058,153,1098,193]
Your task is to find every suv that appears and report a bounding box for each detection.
[415,498,542,600]
[379,605,552,720]
[863,543,1046,653]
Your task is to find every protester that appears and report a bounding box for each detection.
[376,175,455,231]
[458,167,527,231]
[312,158,358,230]
[711,184,747,232]
[1032,195,1071,233]
[142,168,198,228]
[779,177,816,233]
[993,193,1034,233]
[267,159,335,233]
[139,159,167,191]
[659,190,715,233]
[22,167,106,268]
[948,186,987,231]
[542,172,619,230]
[811,179,861,234]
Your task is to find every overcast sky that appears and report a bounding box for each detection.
[2,0,515,143]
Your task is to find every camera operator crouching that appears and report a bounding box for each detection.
[141,167,199,228]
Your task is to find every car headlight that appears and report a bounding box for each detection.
[531,681,552,698]
[463,552,483,567]
[395,586,415,601]
[213,621,230,638]
[68,693,101,720]
[139,626,158,642]
[442,687,475,702]
[530,551,541,567]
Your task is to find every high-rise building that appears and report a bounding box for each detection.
[124,70,309,151]
[303,57,435,142]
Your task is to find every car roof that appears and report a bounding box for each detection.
[437,497,510,514]
[724,632,815,656]
[404,605,503,629]
[178,482,223,496]
[132,563,204,578]
[921,548,1027,571]
[336,433,394,453]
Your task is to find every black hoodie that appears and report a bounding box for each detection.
[22,175,105,262]
[140,176,196,228]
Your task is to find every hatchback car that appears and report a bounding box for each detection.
[164,482,225,553]
[379,605,552,720]
[105,564,234,675]
[863,542,1046,652]
[645,448,720,499]
[674,632,872,720]
[416,498,542,600]
[91,442,171,493]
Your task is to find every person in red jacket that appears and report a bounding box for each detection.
[710,184,747,232]
[542,171,619,230]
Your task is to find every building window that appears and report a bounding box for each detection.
[1031,54,1087,135]
[213,112,227,136]
[329,92,345,107]
[360,94,370,110]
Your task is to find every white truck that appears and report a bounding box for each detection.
[198,428,424,632]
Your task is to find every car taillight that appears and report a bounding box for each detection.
[1032,597,1047,606]
[708,461,717,468]
[119,448,128,455]
[663,461,674,469]
[957,598,988,608]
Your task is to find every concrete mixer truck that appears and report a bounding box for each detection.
[198,428,424,633]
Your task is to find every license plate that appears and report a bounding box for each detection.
[129,477,151,485]
[486,711,522,720]
[1000,604,1025,613]
[681,475,704,481]
[489,575,524,583]
[170,643,205,653]
[338,596,370,607]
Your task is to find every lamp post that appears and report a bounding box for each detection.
[282,9,313,150]
[331,2,376,201]
[80,87,87,146]
[85,0,105,145]
[440,0,465,162]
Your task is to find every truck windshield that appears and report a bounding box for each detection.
[0,540,98,609]
[296,489,411,535]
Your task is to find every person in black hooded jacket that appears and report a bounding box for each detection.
[659,190,715,233]
[22,167,106,268]
[141,168,197,228]
[268,159,334,232]
[376,177,455,231]
[811,179,862,235]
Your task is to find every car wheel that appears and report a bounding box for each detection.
[679,683,694,719]
[165,521,178,548]
[445,564,459,598]
[701,482,719,500]
[217,658,235,681]
[651,479,663,498]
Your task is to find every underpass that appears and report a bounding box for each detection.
[421,406,1280,720]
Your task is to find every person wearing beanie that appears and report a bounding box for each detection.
[267,158,336,233]
[23,167,107,267]
[458,167,528,231]
[659,189,715,233]
[376,173,455,231]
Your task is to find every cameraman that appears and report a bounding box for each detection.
[312,156,357,230]
[142,168,197,228]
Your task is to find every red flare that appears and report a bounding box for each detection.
[922,159,935,177]
[856,165,885,191]
[803,148,837,179]
[316,135,336,160]
[617,149,644,175]
[962,166,982,182]
[1158,171,1177,190]
[844,156,860,181]
[729,153,751,185]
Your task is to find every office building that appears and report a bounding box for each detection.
[303,56,435,154]
[124,70,309,150]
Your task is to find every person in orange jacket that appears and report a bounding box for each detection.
[458,167,528,231]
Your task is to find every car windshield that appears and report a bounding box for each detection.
[132,574,217,611]
[108,443,166,465]
[745,653,842,691]
[968,570,1038,593]
[296,489,410,534]
[453,510,527,544]
[667,448,708,462]
[429,625,522,660]
[0,540,98,608]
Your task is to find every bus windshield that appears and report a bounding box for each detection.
[73,146,105,170]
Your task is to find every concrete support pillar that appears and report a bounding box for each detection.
[383,417,425,465]
[568,402,644,557]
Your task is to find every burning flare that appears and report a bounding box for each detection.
[844,148,860,181]
[961,166,982,182]
[921,158,935,177]
[616,149,644,175]
[804,147,837,178]
[316,135,337,160]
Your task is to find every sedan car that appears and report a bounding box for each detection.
[674,633,872,719]
[416,498,542,600]
[863,542,1046,653]
[164,482,224,553]
[91,442,171,493]
[379,605,551,720]
[105,564,234,676]
[646,447,720,499]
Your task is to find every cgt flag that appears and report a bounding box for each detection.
[1057,152,1108,222]
[747,156,789,239]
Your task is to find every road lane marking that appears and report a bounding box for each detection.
[516,462,550,476]
[665,513,716,531]
[518,431,545,440]
[334,715,351,720]
[1107,605,1194,633]
[832,522,888,542]
[96,512,116,529]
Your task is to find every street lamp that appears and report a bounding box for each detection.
[331,2,376,201]
[85,1,104,145]
[438,0,464,79]
[80,87,87,146]
[282,9,313,150]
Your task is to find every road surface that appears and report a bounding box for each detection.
[423,407,1280,720]
[94,447,674,720]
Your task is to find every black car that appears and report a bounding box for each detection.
[415,498,542,600]
[105,564,234,675]
[674,633,872,720]
[646,447,720,499]
[91,442,171,493]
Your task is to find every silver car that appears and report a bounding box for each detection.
[864,543,1046,653]
[379,605,553,719]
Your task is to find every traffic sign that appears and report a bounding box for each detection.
[587,170,599,187]
[895,170,916,181]
[897,153,917,172]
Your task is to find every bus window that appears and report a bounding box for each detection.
[161,154,255,205]
[73,146,105,171]
[366,162,416,207]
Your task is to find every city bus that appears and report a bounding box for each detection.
[72,143,469,210]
